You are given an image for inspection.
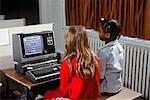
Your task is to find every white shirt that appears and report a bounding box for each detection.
[97,40,124,93]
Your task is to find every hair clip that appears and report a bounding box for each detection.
[100,17,109,25]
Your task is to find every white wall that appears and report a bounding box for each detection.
[0,15,5,20]
[0,18,25,28]
[39,0,66,50]
[0,23,54,69]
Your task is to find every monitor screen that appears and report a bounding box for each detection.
[23,35,43,56]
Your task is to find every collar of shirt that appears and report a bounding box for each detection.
[99,40,119,50]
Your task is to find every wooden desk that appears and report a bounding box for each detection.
[3,68,59,100]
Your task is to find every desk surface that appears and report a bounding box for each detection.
[3,68,52,89]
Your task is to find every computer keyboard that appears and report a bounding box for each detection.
[22,59,58,70]
[25,63,60,83]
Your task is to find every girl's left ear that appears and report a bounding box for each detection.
[105,32,110,39]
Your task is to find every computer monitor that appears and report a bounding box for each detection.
[12,31,56,63]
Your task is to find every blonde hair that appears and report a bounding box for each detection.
[64,26,98,79]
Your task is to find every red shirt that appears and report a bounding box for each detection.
[44,56,101,100]
[60,56,101,99]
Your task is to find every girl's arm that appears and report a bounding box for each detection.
[59,60,71,97]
